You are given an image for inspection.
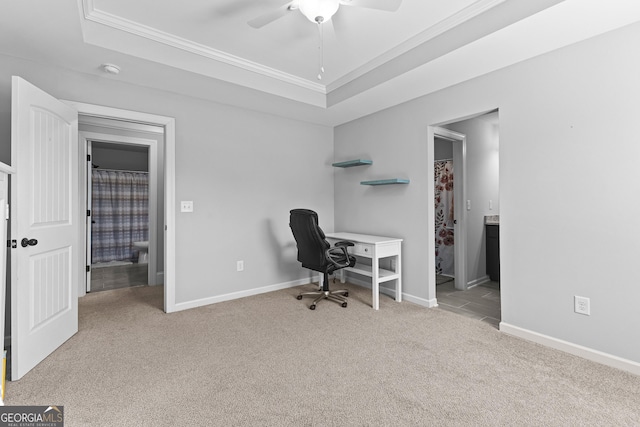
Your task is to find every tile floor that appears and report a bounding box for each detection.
[436,279,501,328]
[90,263,148,292]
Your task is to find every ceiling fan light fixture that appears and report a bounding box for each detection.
[299,0,340,23]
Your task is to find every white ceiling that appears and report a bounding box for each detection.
[85,0,483,88]
[2,0,640,126]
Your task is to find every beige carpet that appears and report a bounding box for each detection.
[6,284,640,426]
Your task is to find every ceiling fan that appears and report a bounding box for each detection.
[248,0,402,28]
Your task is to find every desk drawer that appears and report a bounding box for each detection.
[353,243,373,257]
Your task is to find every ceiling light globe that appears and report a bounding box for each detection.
[299,0,340,23]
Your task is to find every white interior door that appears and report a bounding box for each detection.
[86,140,92,292]
[11,76,79,380]
[0,168,11,393]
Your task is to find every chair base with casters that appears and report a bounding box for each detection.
[297,271,349,310]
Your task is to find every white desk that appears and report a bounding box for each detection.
[325,232,402,310]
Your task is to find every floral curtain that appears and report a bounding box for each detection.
[91,169,149,263]
[435,160,454,276]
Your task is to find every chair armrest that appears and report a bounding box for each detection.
[326,246,351,269]
[333,240,354,247]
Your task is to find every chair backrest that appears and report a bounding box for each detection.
[289,209,330,272]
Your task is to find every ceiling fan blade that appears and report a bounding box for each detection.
[322,19,337,42]
[340,0,402,12]
[329,7,346,36]
[248,2,294,29]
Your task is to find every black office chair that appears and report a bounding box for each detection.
[289,209,356,310]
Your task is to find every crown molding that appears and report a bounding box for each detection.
[80,0,506,98]
[326,0,508,92]
[80,0,326,94]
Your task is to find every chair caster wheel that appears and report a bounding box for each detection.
[344,292,349,297]
[296,295,302,300]
[309,305,316,310]
[342,302,347,308]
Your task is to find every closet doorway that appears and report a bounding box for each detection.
[80,118,163,293]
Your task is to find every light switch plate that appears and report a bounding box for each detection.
[181,201,193,212]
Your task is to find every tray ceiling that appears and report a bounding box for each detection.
[1,0,639,125]
[78,0,560,107]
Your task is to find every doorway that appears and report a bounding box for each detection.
[433,127,467,291]
[66,100,177,313]
[86,139,153,292]
[431,111,501,327]
[434,137,454,285]
[79,120,162,294]
[8,78,177,381]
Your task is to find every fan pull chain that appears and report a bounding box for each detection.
[317,19,325,80]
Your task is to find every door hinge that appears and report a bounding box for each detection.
[5,204,8,220]
[87,154,91,161]
[87,209,91,217]
[7,240,16,249]
[86,265,91,272]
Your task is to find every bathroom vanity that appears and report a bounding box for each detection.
[485,216,500,282]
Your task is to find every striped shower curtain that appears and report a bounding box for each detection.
[91,169,149,263]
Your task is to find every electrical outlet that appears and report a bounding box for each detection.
[574,296,590,315]
[236,260,244,272]
[180,201,193,212]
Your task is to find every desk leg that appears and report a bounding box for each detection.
[372,253,379,310]
[395,254,402,302]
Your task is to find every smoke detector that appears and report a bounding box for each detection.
[101,63,121,75]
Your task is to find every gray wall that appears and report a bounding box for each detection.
[0,54,334,307]
[334,23,640,363]
[444,115,500,284]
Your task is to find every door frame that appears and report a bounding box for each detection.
[80,131,159,292]
[432,127,468,291]
[64,101,177,313]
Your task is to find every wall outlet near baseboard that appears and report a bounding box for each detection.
[574,296,590,315]
[180,201,193,212]
[236,260,244,272]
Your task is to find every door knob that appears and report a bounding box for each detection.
[21,238,38,247]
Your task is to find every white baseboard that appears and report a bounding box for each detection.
[172,277,314,312]
[346,276,438,308]
[500,322,640,376]
[403,293,439,308]
[173,274,441,313]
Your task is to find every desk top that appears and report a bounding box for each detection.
[325,232,403,245]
